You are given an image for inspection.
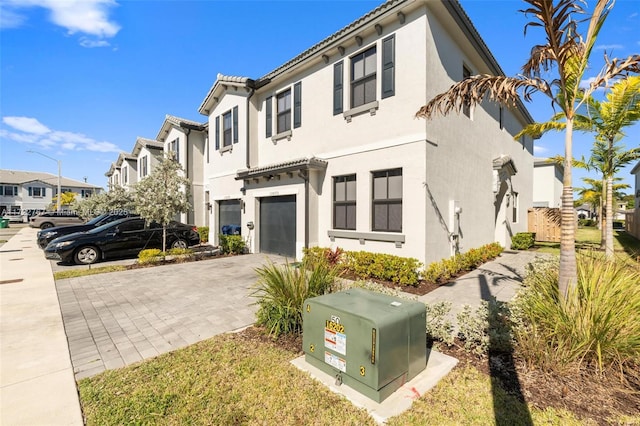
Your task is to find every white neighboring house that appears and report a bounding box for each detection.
[533,157,563,208]
[116,153,138,191]
[0,169,102,220]
[626,160,639,239]
[155,115,208,226]
[106,138,164,189]
[199,0,535,263]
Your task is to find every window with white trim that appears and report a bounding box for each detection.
[351,46,377,108]
[277,89,291,133]
[333,174,356,230]
[1,185,18,196]
[29,187,46,198]
[512,192,519,223]
[223,110,232,147]
[372,168,402,232]
[140,155,148,178]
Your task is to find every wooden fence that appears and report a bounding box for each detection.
[528,208,561,242]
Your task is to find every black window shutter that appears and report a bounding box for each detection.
[233,106,239,143]
[266,96,273,137]
[294,82,302,128]
[382,35,395,99]
[215,116,220,150]
[333,61,343,115]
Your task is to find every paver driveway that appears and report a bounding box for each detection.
[55,254,284,379]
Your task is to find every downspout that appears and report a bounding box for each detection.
[184,128,191,224]
[246,83,255,169]
[298,170,310,249]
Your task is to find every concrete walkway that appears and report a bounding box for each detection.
[1,226,84,425]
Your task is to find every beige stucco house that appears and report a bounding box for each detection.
[533,158,563,208]
[198,0,535,263]
[627,160,640,239]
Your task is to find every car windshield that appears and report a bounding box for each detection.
[87,217,134,234]
[85,214,109,226]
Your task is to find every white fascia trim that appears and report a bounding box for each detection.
[318,132,426,160]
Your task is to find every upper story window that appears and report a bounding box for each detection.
[462,65,472,118]
[140,155,148,177]
[169,138,180,161]
[351,46,377,108]
[335,34,395,117]
[333,174,356,230]
[372,168,402,232]
[499,106,504,129]
[277,89,292,133]
[1,185,18,196]
[28,186,46,198]
[82,189,93,198]
[215,106,238,151]
[223,111,233,147]
[122,167,128,184]
[512,192,519,223]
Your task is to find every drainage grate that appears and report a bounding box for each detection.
[0,278,24,285]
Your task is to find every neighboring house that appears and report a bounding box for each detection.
[105,162,121,189]
[198,0,535,263]
[116,153,138,191]
[155,115,208,226]
[533,157,563,208]
[626,160,640,239]
[0,169,102,219]
[576,203,596,220]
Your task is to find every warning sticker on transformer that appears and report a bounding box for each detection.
[324,328,347,355]
[324,351,346,372]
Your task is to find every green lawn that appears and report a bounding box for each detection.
[535,227,640,264]
[78,331,599,426]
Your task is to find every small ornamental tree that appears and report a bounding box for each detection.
[50,191,78,211]
[133,154,191,252]
[70,185,135,219]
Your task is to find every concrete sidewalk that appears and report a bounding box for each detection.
[1,226,84,425]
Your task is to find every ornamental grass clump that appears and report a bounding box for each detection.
[252,259,338,337]
[513,255,640,374]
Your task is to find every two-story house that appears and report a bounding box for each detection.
[106,138,164,189]
[626,160,639,239]
[0,169,102,220]
[155,115,208,226]
[199,0,535,264]
[533,158,563,208]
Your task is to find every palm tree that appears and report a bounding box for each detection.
[575,176,630,226]
[520,77,640,257]
[415,0,640,297]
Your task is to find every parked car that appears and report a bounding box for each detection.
[29,211,83,229]
[37,212,138,249]
[44,217,200,265]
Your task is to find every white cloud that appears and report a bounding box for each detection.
[595,44,623,50]
[534,145,548,155]
[3,116,50,134]
[579,77,607,91]
[1,0,120,46]
[79,37,110,48]
[1,116,120,153]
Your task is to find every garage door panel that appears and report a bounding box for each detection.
[260,195,296,257]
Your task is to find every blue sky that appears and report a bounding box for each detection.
[1,0,638,193]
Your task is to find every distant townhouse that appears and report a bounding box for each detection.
[198,0,535,263]
[155,115,208,226]
[533,158,563,208]
[106,137,163,189]
[0,169,102,219]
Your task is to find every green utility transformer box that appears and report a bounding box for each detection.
[302,288,426,403]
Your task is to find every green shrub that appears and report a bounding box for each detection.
[343,251,421,286]
[197,226,209,243]
[252,259,338,337]
[138,249,163,265]
[578,218,596,227]
[513,255,640,373]
[423,242,504,285]
[457,301,515,356]
[425,302,454,346]
[219,235,245,255]
[510,232,535,250]
[166,247,193,256]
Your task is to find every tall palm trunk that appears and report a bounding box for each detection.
[559,118,577,298]
[605,175,614,258]
[600,178,606,248]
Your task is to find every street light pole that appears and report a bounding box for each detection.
[27,150,62,212]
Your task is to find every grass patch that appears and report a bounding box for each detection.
[77,330,626,426]
[79,332,375,426]
[53,265,127,280]
[534,228,639,264]
[387,365,588,425]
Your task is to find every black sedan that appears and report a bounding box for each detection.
[37,212,138,249]
[44,217,200,265]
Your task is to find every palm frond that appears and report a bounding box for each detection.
[415,75,548,119]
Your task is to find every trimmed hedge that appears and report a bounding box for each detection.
[510,232,535,250]
[422,242,503,285]
[219,234,245,255]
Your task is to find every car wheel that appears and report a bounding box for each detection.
[171,239,188,249]
[74,246,100,265]
[40,222,54,229]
